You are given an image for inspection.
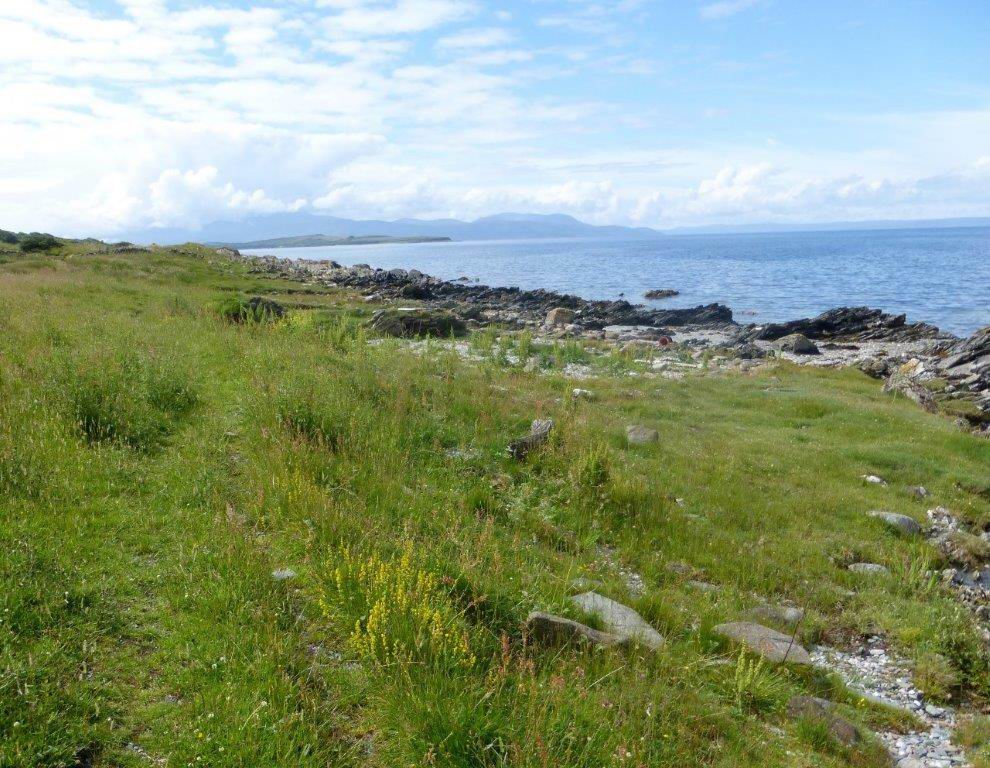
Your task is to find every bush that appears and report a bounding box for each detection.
[19,232,59,252]
[0,228,17,244]
[216,294,286,324]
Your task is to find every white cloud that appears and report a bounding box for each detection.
[699,0,762,21]
[436,26,511,49]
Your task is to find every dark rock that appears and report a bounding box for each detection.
[774,333,820,355]
[733,342,767,360]
[398,282,433,300]
[369,308,466,338]
[644,289,679,299]
[745,306,944,344]
[786,696,862,747]
[525,611,624,648]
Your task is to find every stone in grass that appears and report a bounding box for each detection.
[712,621,812,665]
[862,474,888,486]
[848,562,890,575]
[866,510,922,536]
[748,603,805,626]
[272,568,297,581]
[569,591,666,650]
[571,388,594,399]
[910,486,930,499]
[687,580,720,593]
[626,424,659,445]
[786,696,861,748]
[525,611,624,648]
[508,418,554,460]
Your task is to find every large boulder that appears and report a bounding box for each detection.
[545,307,577,327]
[866,510,922,536]
[712,621,812,665]
[644,289,679,299]
[786,696,862,747]
[369,308,466,338]
[569,592,666,650]
[774,333,820,355]
[525,611,624,648]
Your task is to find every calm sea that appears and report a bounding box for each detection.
[245,226,990,336]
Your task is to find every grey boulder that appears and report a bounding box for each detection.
[569,591,665,650]
[774,333,820,355]
[867,510,922,536]
[525,611,623,648]
[712,621,811,665]
[626,424,659,445]
[848,562,889,575]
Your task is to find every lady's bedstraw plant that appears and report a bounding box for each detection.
[321,545,476,671]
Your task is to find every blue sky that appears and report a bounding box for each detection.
[1,0,988,234]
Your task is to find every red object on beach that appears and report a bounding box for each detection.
[657,335,672,347]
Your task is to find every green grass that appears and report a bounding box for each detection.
[1,244,989,767]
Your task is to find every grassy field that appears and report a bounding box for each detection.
[2,242,990,767]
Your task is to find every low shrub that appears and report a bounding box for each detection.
[0,228,18,244]
[216,294,285,324]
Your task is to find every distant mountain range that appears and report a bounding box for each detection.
[114,212,990,247]
[219,234,451,249]
[664,217,990,235]
[118,212,663,245]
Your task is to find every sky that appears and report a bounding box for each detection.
[2,0,989,235]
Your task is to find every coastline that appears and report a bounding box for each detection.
[233,249,990,434]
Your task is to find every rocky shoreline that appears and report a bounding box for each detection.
[234,250,989,433]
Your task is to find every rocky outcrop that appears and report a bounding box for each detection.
[644,289,679,299]
[744,307,945,344]
[242,254,734,331]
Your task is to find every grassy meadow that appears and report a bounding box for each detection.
[2,241,990,767]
